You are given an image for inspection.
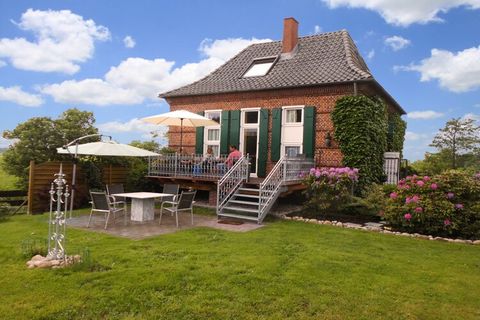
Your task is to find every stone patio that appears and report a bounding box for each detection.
[67,211,264,240]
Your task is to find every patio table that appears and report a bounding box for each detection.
[112,192,173,222]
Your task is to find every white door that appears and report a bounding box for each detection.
[240,109,260,177]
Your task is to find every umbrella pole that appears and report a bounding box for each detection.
[69,143,78,218]
[180,118,183,153]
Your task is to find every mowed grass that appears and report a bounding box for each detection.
[0,210,479,319]
[0,154,20,190]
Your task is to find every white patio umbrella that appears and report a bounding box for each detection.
[57,136,159,217]
[57,141,159,157]
[142,110,218,152]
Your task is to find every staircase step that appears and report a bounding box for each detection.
[233,194,259,199]
[217,213,259,222]
[238,187,260,193]
[223,206,259,213]
[228,200,259,206]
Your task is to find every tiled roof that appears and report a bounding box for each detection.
[160,30,373,98]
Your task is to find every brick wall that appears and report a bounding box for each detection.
[164,83,397,171]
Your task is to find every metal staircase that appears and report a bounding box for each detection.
[217,155,314,223]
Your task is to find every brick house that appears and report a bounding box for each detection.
[160,17,405,178]
[150,18,405,220]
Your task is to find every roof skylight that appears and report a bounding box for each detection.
[243,57,276,78]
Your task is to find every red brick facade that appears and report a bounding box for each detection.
[165,82,397,172]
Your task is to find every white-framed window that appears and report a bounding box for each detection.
[242,109,259,125]
[204,110,221,156]
[281,105,305,157]
[284,145,302,157]
[283,106,303,125]
[243,57,276,78]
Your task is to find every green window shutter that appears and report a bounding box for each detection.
[195,111,204,154]
[257,109,269,177]
[229,110,241,149]
[220,110,230,155]
[303,106,316,159]
[271,108,282,161]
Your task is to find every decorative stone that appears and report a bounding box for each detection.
[344,222,362,229]
[324,220,332,225]
[473,240,480,245]
[364,222,383,228]
[31,255,44,262]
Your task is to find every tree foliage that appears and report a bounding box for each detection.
[430,118,480,169]
[387,112,407,154]
[331,95,389,190]
[2,108,98,188]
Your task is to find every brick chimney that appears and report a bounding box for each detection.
[282,17,299,53]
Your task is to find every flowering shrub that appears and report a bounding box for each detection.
[384,170,480,239]
[303,167,359,215]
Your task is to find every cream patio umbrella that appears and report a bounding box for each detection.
[142,110,219,152]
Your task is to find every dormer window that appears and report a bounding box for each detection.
[243,57,276,78]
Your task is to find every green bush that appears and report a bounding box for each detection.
[303,167,358,217]
[384,171,480,239]
[332,96,388,190]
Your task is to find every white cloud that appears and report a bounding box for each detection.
[41,37,271,106]
[463,113,480,121]
[385,36,411,51]
[40,79,143,106]
[314,25,322,34]
[0,9,110,74]
[0,86,44,107]
[397,46,480,92]
[0,60,6,68]
[123,35,136,48]
[98,118,158,133]
[407,110,445,119]
[367,49,375,60]
[405,131,429,141]
[321,0,480,26]
[199,37,270,61]
[473,103,480,108]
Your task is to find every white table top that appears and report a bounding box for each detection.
[112,192,174,199]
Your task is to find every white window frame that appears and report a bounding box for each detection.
[281,105,304,156]
[241,107,260,126]
[240,108,260,177]
[242,57,277,78]
[282,105,304,126]
[203,109,221,156]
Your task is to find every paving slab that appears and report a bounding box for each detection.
[67,212,263,240]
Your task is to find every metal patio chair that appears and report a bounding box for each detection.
[106,184,128,212]
[159,191,196,228]
[88,191,126,229]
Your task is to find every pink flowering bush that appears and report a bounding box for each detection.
[303,167,359,215]
[384,170,480,238]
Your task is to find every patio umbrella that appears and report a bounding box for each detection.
[57,139,159,217]
[57,141,159,157]
[142,110,218,152]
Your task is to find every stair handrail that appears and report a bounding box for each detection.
[258,155,287,221]
[259,155,314,222]
[216,155,249,215]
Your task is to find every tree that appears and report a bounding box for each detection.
[2,109,98,188]
[430,118,480,169]
[56,108,98,144]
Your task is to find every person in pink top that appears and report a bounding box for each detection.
[225,145,242,168]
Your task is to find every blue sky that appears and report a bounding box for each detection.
[1,0,479,160]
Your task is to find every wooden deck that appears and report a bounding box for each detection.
[146,175,306,196]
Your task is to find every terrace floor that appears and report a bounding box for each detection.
[67,211,264,240]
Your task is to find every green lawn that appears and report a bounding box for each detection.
[0,154,19,190]
[1,210,479,319]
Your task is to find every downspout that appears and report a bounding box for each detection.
[353,81,358,96]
